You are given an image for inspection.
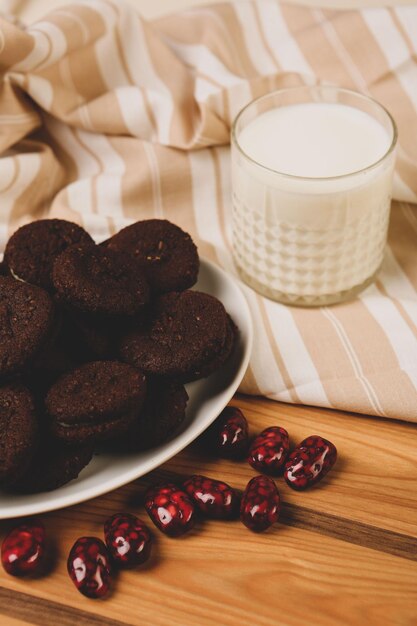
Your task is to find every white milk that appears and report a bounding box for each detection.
[238,103,390,178]
[232,99,396,306]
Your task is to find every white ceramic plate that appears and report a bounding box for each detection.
[0,259,253,519]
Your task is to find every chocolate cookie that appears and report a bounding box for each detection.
[118,290,229,381]
[4,219,93,291]
[8,439,93,494]
[183,315,237,382]
[46,361,147,444]
[0,383,38,483]
[103,219,199,294]
[52,243,149,317]
[117,379,188,451]
[0,276,55,379]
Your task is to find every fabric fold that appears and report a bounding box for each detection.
[1,0,417,422]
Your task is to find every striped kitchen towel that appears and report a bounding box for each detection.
[1,0,417,421]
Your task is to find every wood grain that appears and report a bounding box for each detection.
[0,396,416,626]
[280,503,417,561]
[0,588,125,626]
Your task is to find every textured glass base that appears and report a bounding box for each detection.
[236,263,381,307]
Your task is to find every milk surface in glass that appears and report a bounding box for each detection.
[232,87,397,306]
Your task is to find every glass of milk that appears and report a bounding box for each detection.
[231,85,397,306]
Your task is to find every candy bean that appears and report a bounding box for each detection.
[145,483,195,537]
[240,476,280,532]
[67,537,112,599]
[104,513,152,568]
[1,522,45,577]
[207,407,249,459]
[183,475,239,519]
[247,426,289,475]
[284,435,337,490]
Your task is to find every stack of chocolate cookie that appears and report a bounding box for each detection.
[0,219,237,494]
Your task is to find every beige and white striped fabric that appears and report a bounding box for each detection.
[1,0,417,422]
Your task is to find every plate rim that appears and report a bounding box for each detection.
[0,258,253,519]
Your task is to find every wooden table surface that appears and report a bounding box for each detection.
[0,395,416,626]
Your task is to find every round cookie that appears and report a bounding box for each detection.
[4,219,93,291]
[8,439,93,494]
[52,243,150,317]
[0,383,38,483]
[117,379,188,451]
[46,361,147,444]
[0,276,55,380]
[103,219,199,294]
[118,290,229,380]
[182,315,237,383]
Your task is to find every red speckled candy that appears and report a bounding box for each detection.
[240,476,280,533]
[67,537,112,599]
[284,435,337,491]
[247,426,289,475]
[1,522,45,577]
[104,513,152,568]
[144,483,195,537]
[207,407,249,459]
[183,475,239,519]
